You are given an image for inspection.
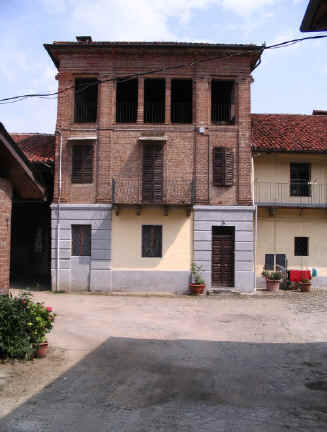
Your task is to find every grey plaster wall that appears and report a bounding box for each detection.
[51,204,112,292]
[193,206,255,292]
[112,271,191,294]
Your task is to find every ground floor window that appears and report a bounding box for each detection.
[142,225,162,257]
[264,254,287,271]
[294,237,309,256]
[72,225,92,256]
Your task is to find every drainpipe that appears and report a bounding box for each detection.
[55,131,63,292]
[251,156,257,291]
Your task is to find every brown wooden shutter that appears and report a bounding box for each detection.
[213,147,233,187]
[142,144,163,202]
[72,144,93,183]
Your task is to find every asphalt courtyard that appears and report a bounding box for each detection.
[1,290,327,432]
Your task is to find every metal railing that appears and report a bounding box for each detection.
[211,103,233,123]
[144,102,165,123]
[116,101,137,123]
[254,182,327,207]
[171,101,192,123]
[112,177,194,205]
[74,102,97,123]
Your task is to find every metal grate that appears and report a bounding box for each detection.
[142,225,162,257]
[72,225,91,256]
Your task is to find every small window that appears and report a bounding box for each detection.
[74,78,98,123]
[213,147,233,186]
[142,225,162,257]
[264,254,274,270]
[295,237,309,256]
[211,80,235,123]
[290,163,311,197]
[72,225,91,256]
[72,144,93,184]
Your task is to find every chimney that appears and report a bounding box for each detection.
[76,36,93,43]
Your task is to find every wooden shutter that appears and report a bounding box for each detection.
[72,144,93,183]
[142,225,162,257]
[142,144,163,202]
[213,147,233,186]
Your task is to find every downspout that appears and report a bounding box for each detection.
[251,156,257,291]
[55,131,63,292]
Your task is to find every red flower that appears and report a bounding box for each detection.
[46,306,52,312]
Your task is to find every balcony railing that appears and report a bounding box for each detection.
[171,102,192,123]
[112,177,194,205]
[211,103,233,123]
[74,101,97,123]
[144,102,165,123]
[116,101,137,123]
[254,182,327,208]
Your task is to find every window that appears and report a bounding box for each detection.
[142,144,163,203]
[72,225,91,256]
[142,225,162,257]
[144,79,165,123]
[264,254,274,270]
[213,147,233,186]
[116,78,138,123]
[72,144,93,184]
[211,80,235,123]
[290,163,311,197]
[264,254,287,271]
[295,237,309,256]
[74,78,98,123]
[171,79,192,123]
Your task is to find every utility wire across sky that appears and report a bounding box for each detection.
[0,34,326,105]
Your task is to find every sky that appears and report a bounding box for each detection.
[0,0,326,133]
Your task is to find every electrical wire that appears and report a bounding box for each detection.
[0,34,326,105]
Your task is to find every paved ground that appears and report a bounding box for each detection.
[1,290,327,431]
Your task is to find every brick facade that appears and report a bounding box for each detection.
[49,45,259,207]
[0,179,12,293]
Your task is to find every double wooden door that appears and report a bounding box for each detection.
[212,227,235,287]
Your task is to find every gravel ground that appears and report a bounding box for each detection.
[1,290,327,432]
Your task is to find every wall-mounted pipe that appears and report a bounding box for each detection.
[55,131,63,292]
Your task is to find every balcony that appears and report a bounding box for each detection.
[254,182,327,208]
[211,103,234,124]
[112,177,194,213]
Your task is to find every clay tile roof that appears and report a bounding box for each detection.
[251,114,327,153]
[10,133,55,164]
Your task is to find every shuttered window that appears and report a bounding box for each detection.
[142,225,162,257]
[72,225,91,256]
[72,144,93,184]
[142,144,163,203]
[213,147,233,186]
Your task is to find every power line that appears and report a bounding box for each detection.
[0,34,326,105]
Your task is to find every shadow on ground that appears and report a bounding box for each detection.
[1,338,327,432]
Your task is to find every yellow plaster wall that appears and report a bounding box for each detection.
[256,208,327,276]
[254,153,327,184]
[111,207,192,270]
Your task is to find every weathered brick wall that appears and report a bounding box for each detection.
[0,179,12,293]
[52,48,254,206]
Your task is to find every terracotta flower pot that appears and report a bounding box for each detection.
[299,282,312,292]
[36,341,48,358]
[266,279,281,292]
[189,284,205,295]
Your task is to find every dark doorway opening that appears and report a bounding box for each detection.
[74,78,98,123]
[212,226,235,287]
[211,80,235,124]
[116,79,138,123]
[144,79,165,123]
[171,79,192,123]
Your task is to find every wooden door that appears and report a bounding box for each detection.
[142,144,163,203]
[212,227,235,287]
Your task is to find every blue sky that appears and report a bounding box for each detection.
[0,0,326,133]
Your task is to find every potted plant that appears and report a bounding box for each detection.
[265,271,282,292]
[299,277,312,292]
[190,263,206,295]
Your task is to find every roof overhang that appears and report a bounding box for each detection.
[44,41,264,72]
[0,123,46,200]
[301,0,327,32]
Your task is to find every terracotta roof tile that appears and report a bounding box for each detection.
[251,114,327,153]
[10,133,55,163]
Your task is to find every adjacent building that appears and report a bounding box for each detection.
[301,0,327,32]
[45,38,263,293]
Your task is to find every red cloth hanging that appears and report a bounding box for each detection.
[289,270,311,282]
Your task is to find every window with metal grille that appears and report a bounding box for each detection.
[142,225,162,257]
[213,147,233,186]
[290,163,311,197]
[116,78,138,123]
[144,79,165,123]
[294,237,309,256]
[74,78,98,123]
[72,144,93,184]
[72,225,91,256]
[171,79,192,123]
[211,80,235,123]
[264,254,275,270]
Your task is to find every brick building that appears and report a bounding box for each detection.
[0,124,46,292]
[45,38,263,293]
